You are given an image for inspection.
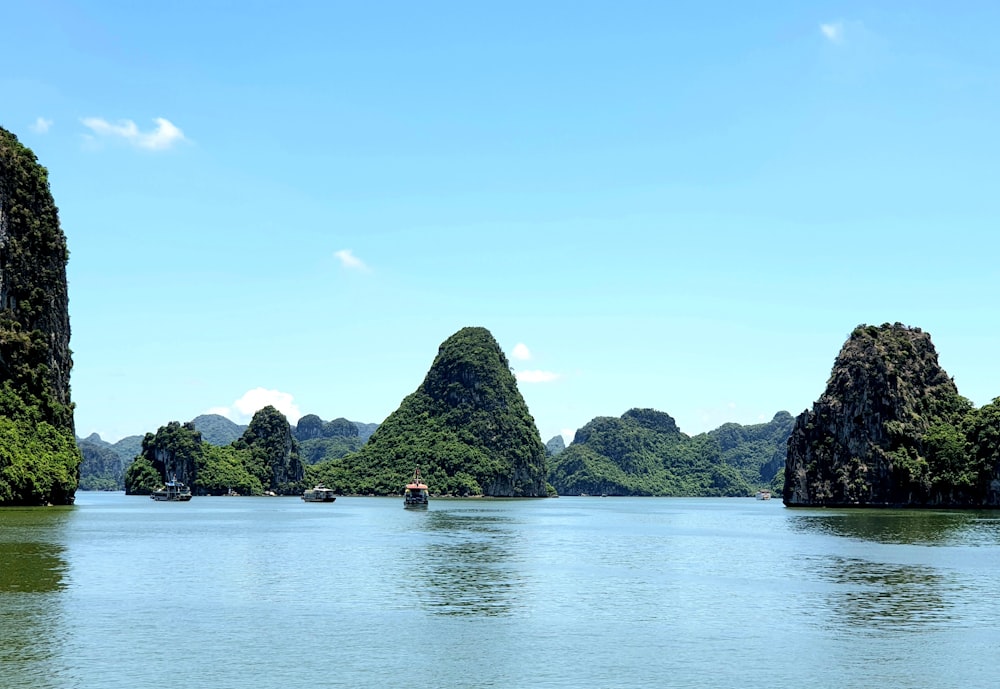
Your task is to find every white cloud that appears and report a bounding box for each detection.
[515,370,560,383]
[561,428,576,445]
[81,116,186,150]
[31,117,53,134]
[511,343,532,361]
[334,249,369,271]
[820,21,844,43]
[211,388,302,424]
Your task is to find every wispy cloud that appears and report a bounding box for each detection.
[31,117,53,134]
[209,387,302,424]
[820,21,845,44]
[334,249,369,271]
[511,343,532,361]
[516,370,560,383]
[81,116,186,150]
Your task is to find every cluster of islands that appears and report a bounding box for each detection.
[3,125,1000,509]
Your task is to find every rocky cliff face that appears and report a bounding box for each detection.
[0,127,79,505]
[0,129,74,420]
[785,323,972,507]
[143,422,202,488]
[237,405,304,493]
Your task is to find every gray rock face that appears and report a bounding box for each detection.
[784,323,968,507]
[0,128,74,425]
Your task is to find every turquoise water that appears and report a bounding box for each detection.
[2,493,1000,688]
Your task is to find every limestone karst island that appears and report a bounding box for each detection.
[3,124,1000,507]
[0,127,80,506]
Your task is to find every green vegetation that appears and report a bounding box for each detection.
[197,444,262,495]
[78,439,124,491]
[0,127,80,505]
[0,382,80,504]
[123,407,304,496]
[308,327,549,496]
[709,412,795,495]
[787,323,1000,507]
[234,405,303,494]
[125,421,204,495]
[294,414,364,465]
[548,409,792,496]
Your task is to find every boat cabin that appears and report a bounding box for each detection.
[404,468,429,507]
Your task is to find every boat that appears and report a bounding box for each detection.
[756,489,772,500]
[151,480,193,501]
[404,468,429,508]
[301,484,337,503]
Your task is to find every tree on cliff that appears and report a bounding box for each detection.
[309,327,549,496]
[0,127,80,505]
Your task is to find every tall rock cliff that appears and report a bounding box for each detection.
[0,127,80,505]
[340,327,549,496]
[784,323,977,507]
[235,405,304,494]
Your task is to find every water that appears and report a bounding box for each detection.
[3,494,1000,689]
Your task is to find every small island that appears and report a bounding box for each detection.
[785,323,1000,508]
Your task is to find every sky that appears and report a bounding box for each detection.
[3,1,1000,444]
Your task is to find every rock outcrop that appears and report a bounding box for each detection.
[127,422,203,494]
[0,127,80,505]
[545,435,566,456]
[548,408,788,496]
[341,327,549,496]
[235,405,304,494]
[784,323,977,507]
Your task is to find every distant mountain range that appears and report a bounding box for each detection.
[77,407,795,498]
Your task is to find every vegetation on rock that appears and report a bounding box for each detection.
[308,327,549,496]
[78,437,125,491]
[548,408,792,496]
[125,422,203,495]
[233,405,303,494]
[123,407,305,496]
[0,127,80,505]
[785,323,999,507]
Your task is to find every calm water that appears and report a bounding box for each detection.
[3,494,1000,689]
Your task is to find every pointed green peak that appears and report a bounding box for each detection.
[338,326,549,496]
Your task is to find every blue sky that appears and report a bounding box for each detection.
[3,1,999,444]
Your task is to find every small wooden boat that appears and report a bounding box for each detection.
[404,468,429,508]
[151,480,193,501]
[302,484,337,503]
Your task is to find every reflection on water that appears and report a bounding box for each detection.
[0,507,71,689]
[809,555,955,632]
[786,508,1000,641]
[0,507,71,593]
[0,540,67,593]
[415,506,526,617]
[788,509,998,546]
